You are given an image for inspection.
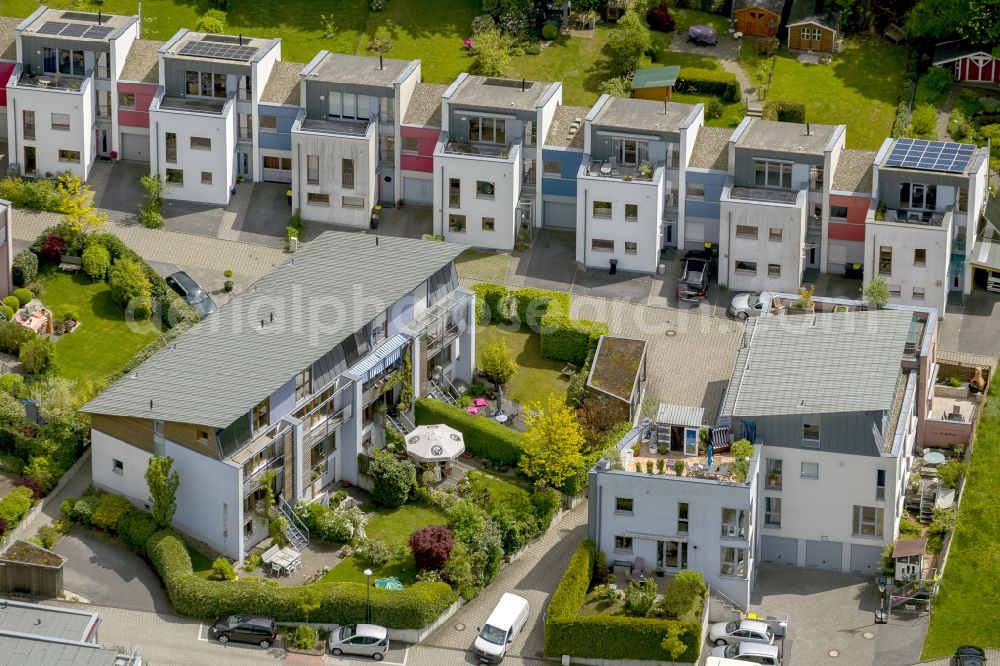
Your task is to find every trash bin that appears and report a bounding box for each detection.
[609,258,618,275]
[370,205,382,230]
[286,189,292,206]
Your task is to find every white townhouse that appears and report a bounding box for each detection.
[82,232,476,562]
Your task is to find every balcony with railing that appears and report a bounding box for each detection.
[237,87,252,101]
[407,289,473,356]
[152,86,234,117]
[435,132,521,164]
[237,126,253,140]
[95,65,111,79]
[96,103,112,119]
[583,158,663,182]
[12,64,92,94]
[293,105,372,138]
[875,205,953,229]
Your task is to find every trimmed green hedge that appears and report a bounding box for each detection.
[539,311,607,365]
[147,530,456,628]
[545,541,701,662]
[762,100,806,123]
[415,398,523,464]
[676,68,740,103]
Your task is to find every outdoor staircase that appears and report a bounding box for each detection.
[428,375,461,406]
[904,481,937,525]
[277,498,309,551]
[386,411,415,437]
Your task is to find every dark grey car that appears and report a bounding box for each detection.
[166,271,217,318]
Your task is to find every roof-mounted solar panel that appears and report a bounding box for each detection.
[36,21,67,35]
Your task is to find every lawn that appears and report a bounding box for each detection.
[38,269,160,385]
[476,324,568,406]
[321,504,446,585]
[466,470,533,508]
[188,544,216,579]
[742,38,907,149]
[455,249,511,283]
[922,380,1000,658]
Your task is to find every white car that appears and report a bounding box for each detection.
[728,292,765,319]
[711,641,781,664]
[708,619,775,647]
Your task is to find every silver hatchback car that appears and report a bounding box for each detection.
[327,624,389,661]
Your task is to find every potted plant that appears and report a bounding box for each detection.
[396,198,405,209]
[223,268,234,292]
[109,150,118,161]
[655,566,665,577]
[639,163,654,179]
[789,285,815,314]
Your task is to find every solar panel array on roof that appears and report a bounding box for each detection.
[178,39,257,61]
[60,23,89,37]
[37,21,67,34]
[36,20,115,39]
[885,138,976,173]
[85,25,113,39]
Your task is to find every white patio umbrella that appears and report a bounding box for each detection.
[405,424,465,463]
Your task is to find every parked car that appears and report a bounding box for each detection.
[729,292,766,319]
[210,615,276,648]
[474,592,530,663]
[678,257,710,302]
[708,619,775,647]
[683,248,718,277]
[711,641,781,665]
[166,271,217,318]
[953,645,986,666]
[327,624,389,661]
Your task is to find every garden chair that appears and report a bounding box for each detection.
[270,560,282,576]
[466,406,479,415]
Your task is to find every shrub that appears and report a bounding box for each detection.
[415,399,524,464]
[731,438,754,460]
[936,460,964,489]
[762,100,806,123]
[356,538,395,568]
[296,501,367,543]
[20,337,55,374]
[661,569,706,619]
[624,578,657,615]
[196,15,226,33]
[705,97,724,120]
[71,493,102,528]
[108,258,152,309]
[115,509,160,551]
[442,541,477,600]
[530,487,562,531]
[470,28,512,77]
[471,14,496,34]
[11,251,38,289]
[368,449,416,508]
[541,23,558,40]
[676,67,740,103]
[293,625,318,649]
[211,556,237,581]
[0,392,25,423]
[0,486,35,525]
[899,514,922,537]
[41,234,68,260]
[36,519,70,548]
[2,296,19,313]
[13,477,45,500]
[11,289,32,307]
[489,503,539,554]
[646,3,675,32]
[593,548,610,585]
[907,103,937,139]
[607,10,650,76]
[93,493,135,531]
[916,66,952,106]
[599,76,632,97]
[82,244,111,281]
[409,525,455,571]
[0,177,59,211]
[0,321,33,355]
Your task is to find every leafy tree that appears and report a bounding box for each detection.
[409,525,455,570]
[442,541,477,599]
[470,28,512,77]
[55,173,107,233]
[369,449,416,508]
[41,234,67,260]
[367,37,393,55]
[480,334,517,389]
[19,337,55,374]
[519,395,586,490]
[482,0,532,35]
[139,174,165,229]
[82,243,111,281]
[607,10,650,76]
[599,76,632,97]
[32,376,76,422]
[108,258,152,309]
[145,456,180,528]
[862,275,890,309]
[962,0,1000,47]
[661,570,706,618]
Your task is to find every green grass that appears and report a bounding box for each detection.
[476,324,568,406]
[455,250,511,283]
[38,269,160,385]
[188,544,216,579]
[321,504,446,585]
[922,381,1000,658]
[742,38,907,149]
[467,470,533,509]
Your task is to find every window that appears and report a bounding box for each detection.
[720,547,747,578]
[118,92,136,109]
[803,422,820,447]
[259,115,277,132]
[165,168,183,184]
[801,461,819,479]
[328,92,371,120]
[591,238,614,252]
[686,183,705,199]
[765,459,782,490]
[307,193,330,206]
[625,242,638,255]
[615,497,634,513]
[263,156,292,171]
[754,160,793,189]
[22,111,35,140]
[371,310,388,345]
[379,135,394,162]
[307,155,319,184]
[614,536,633,552]
[476,180,495,200]
[768,227,783,241]
[58,149,80,163]
[379,97,394,124]
[827,205,848,219]
[295,369,312,402]
[899,183,937,210]
[593,201,612,218]
[449,178,461,208]
[113,459,124,474]
[721,508,748,539]
[43,47,84,76]
[810,165,824,188]
[342,196,364,208]
[888,284,901,297]
[185,71,228,99]
[342,159,355,189]
[196,429,209,445]
[852,505,884,537]
[914,248,926,266]
[876,469,886,502]
[625,204,638,221]
[677,502,689,533]
[481,217,495,232]
[200,171,212,185]
[448,214,467,233]
[767,263,781,278]
[165,132,177,163]
[912,286,925,301]
[469,116,506,144]
[153,420,165,457]
[401,136,419,153]
[735,260,757,274]
[613,137,649,165]
[736,225,758,239]
[543,161,561,176]
[879,246,892,275]
[957,187,968,213]
[188,136,211,151]
[51,113,70,131]
[765,497,782,527]
[252,399,269,432]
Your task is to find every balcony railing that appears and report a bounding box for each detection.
[237,88,252,101]
[301,406,348,451]
[584,159,659,181]
[362,366,403,406]
[17,70,88,92]
[444,141,511,159]
[238,127,252,139]
[96,104,112,118]
[23,125,35,141]
[243,455,284,485]
[95,65,111,79]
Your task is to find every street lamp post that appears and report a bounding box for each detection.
[875,577,889,624]
[364,568,373,623]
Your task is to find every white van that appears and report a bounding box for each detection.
[474,592,530,663]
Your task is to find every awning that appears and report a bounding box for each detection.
[970,223,1000,272]
[656,403,704,427]
[349,333,411,382]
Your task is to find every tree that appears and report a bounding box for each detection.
[470,28,512,77]
[862,275,890,309]
[661,570,706,618]
[519,395,586,490]
[82,243,111,281]
[479,334,517,389]
[139,174,165,229]
[599,76,632,97]
[55,173,108,233]
[482,0,532,35]
[108,258,152,309]
[409,525,455,570]
[367,37,393,55]
[961,0,1000,47]
[19,337,55,374]
[369,449,416,508]
[259,469,277,520]
[32,376,76,422]
[145,456,180,528]
[607,10,650,76]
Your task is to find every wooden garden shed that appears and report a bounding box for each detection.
[786,0,842,53]
[631,66,680,102]
[733,0,786,37]
[933,40,1000,84]
[586,336,647,423]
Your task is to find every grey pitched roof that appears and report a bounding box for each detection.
[0,636,118,666]
[119,39,163,84]
[933,39,995,65]
[261,60,303,106]
[0,17,19,61]
[83,232,464,428]
[689,127,734,171]
[786,0,842,29]
[403,83,447,127]
[832,149,875,192]
[722,310,913,418]
[544,105,588,149]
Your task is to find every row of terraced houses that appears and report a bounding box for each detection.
[0,7,994,316]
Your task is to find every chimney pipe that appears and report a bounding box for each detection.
[806,123,811,136]
[269,312,274,323]
[98,11,102,25]
[239,34,243,46]
[380,55,383,70]
[521,78,526,92]
[260,319,265,329]
[149,399,153,410]
[375,236,380,246]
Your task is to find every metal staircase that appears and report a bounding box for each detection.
[277,497,309,551]
[905,478,938,525]
[386,411,415,437]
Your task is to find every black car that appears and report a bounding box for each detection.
[166,271,217,318]
[683,248,718,278]
[678,258,710,302]
[954,646,986,666]
[210,615,277,648]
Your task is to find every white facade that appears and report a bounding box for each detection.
[863,217,951,314]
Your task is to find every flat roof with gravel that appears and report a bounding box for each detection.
[261,60,303,106]
[592,97,696,134]
[449,75,554,112]
[736,118,839,156]
[309,52,415,88]
[832,149,876,192]
[689,127,734,171]
[544,105,588,149]
[404,83,447,127]
[119,39,163,84]
[0,17,19,61]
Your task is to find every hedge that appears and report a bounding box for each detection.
[545,541,701,662]
[147,530,456,627]
[539,311,607,366]
[675,68,740,103]
[762,100,806,123]
[415,398,523,464]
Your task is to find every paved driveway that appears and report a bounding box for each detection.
[94,161,147,218]
[54,525,172,613]
[940,289,1000,356]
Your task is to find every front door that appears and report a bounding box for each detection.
[96,128,109,157]
[237,151,251,179]
[24,146,36,174]
[657,540,688,570]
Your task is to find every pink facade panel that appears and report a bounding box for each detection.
[400,125,440,173]
[829,193,870,226]
[0,62,16,107]
[117,82,158,128]
[828,221,865,242]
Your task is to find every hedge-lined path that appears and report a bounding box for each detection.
[416,502,587,661]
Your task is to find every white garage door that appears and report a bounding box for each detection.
[403,177,432,206]
[543,201,575,229]
[121,133,148,161]
[849,544,882,574]
[262,155,292,183]
[805,540,842,571]
[761,536,797,566]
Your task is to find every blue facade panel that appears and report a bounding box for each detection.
[685,169,727,219]
[541,148,583,198]
[258,104,300,152]
[269,376,297,423]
